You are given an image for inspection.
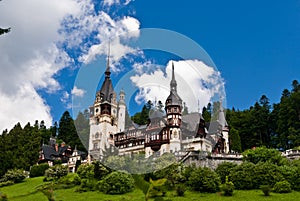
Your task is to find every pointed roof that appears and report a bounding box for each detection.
[218,101,228,129]
[166,62,182,107]
[99,45,115,102]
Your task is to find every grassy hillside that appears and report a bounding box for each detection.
[2,177,300,201]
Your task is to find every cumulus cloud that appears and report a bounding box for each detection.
[77,12,141,70]
[0,0,81,131]
[0,0,141,131]
[103,0,134,6]
[71,86,86,97]
[130,60,225,112]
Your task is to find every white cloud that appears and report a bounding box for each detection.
[0,0,80,131]
[130,60,225,112]
[71,86,86,97]
[0,0,141,131]
[103,0,134,6]
[78,12,141,68]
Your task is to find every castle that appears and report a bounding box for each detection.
[88,60,230,161]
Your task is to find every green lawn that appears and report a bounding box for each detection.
[2,177,300,201]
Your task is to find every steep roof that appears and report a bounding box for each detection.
[182,112,205,132]
[165,63,182,107]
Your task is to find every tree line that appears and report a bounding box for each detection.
[0,110,88,177]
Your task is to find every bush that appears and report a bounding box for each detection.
[229,162,255,190]
[261,185,271,196]
[45,165,68,180]
[188,167,220,193]
[221,176,234,196]
[76,164,94,180]
[99,171,134,194]
[273,181,292,193]
[30,164,49,178]
[242,147,285,165]
[58,173,81,187]
[176,184,186,196]
[0,192,8,201]
[215,162,237,184]
[0,180,14,187]
[1,169,26,183]
[76,178,97,192]
[252,162,283,188]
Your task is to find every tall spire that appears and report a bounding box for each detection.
[170,62,177,93]
[105,41,111,78]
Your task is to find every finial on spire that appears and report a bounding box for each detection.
[170,61,177,92]
[105,40,111,78]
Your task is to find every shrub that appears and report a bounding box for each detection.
[0,180,14,187]
[99,171,134,194]
[215,162,237,184]
[252,162,283,188]
[76,164,94,180]
[0,192,8,201]
[242,147,285,165]
[273,181,292,193]
[221,176,234,196]
[229,162,255,190]
[45,165,68,180]
[58,173,81,187]
[176,184,186,196]
[188,167,220,193]
[92,161,110,180]
[76,178,97,192]
[1,169,26,183]
[30,164,49,178]
[261,185,271,196]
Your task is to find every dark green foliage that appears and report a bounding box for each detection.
[93,161,110,180]
[76,164,94,180]
[99,171,134,194]
[0,180,14,187]
[0,122,43,176]
[252,162,283,188]
[215,162,237,183]
[0,169,26,183]
[277,165,299,190]
[221,176,234,196]
[58,111,86,152]
[229,162,256,190]
[74,110,90,150]
[76,178,97,192]
[0,192,8,201]
[261,185,271,196]
[30,163,49,178]
[58,173,81,189]
[131,100,153,125]
[188,167,221,193]
[229,127,242,153]
[176,184,186,196]
[273,181,292,193]
[45,165,68,180]
[242,146,284,165]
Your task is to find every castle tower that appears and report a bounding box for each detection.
[218,101,230,153]
[89,53,118,160]
[164,62,182,153]
[117,89,126,132]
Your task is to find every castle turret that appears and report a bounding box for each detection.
[218,101,229,153]
[117,89,126,132]
[164,62,182,153]
[89,52,118,160]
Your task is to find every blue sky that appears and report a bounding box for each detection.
[0,0,299,131]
